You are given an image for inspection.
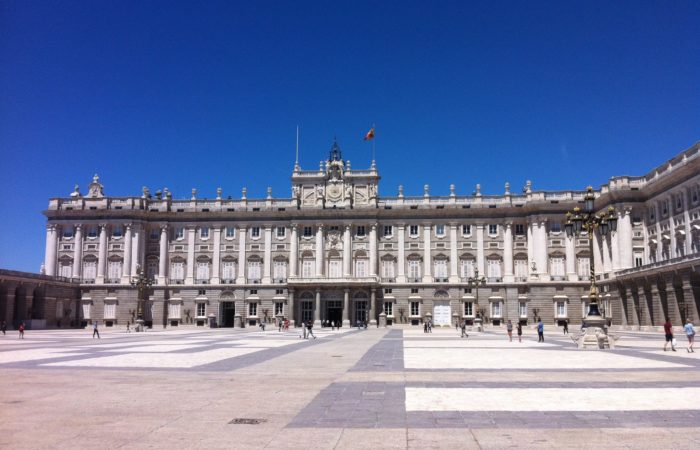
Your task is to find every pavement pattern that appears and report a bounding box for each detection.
[1,324,699,449]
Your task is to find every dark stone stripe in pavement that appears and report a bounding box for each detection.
[348,329,404,372]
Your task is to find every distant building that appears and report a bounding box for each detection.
[12,140,699,330]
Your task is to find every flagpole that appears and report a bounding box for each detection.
[372,123,376,166]
[295,125,300,170]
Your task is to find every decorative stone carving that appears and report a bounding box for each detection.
[87,174,104,198]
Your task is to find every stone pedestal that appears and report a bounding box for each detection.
[135,319,146,332]
[474,318,483,332]
[378,312,387,328]
[234,313,242,328]
[577,315,616,349]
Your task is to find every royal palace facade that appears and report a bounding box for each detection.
[9,140,699,330]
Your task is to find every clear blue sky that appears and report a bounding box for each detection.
[1,0,698,273]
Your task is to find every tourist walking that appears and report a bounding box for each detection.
[126,322,130,333]
[663,317,676,352]
[300,321,307,339]
[427,320,432,333]
[516,322,522,343]
[506,320,513,342]
[683,318,695,353]
[92,321,100,339]
[18,322,25,339]
[1,320,6,335]
[563,320,569,334]
[306,320,316,339]
[331,320,335,331]
[537,319,544,343]
[284,319,289,331]
[424,322,428,333]
[460,321,468,338]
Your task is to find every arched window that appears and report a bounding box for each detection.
[146,256,159,280]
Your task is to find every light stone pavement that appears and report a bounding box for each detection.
[1,325,699,449]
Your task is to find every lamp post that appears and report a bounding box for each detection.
[467,268,487,331]
[564,186,617,348]
[130,265,153,332]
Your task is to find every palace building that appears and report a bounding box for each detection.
[19,140,700,329]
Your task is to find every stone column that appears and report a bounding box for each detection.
[476,224,485,275]
[343,224,352,277]
[122,224,133,283]
[602,234,612,274]
[565,227,577,281]
[611,222,621,271]
[683,191,693,255]
[369,289,377,325]
[96,224,107,283]
[314,289,321,324]
[503,222,514,282]
[669,196,678,258]
[289,224,298,277]
[423,224,433,282]
[263,225,272,283]
[342,288,350,325]
[449,223,459,282]
[44,224,58,276]
[287,289,295,326]
[618,209,634,269]
[397,224,406,283]
[592,231,603,279]
[237,226,247,284]
[185,227,195,285]
[680,273,699,323]
[130,224,141,276]
[664,276,682,324]
[536,220,549,281]
[637,284,651,326]
[72,225,83,279]
[315,224,324,277]
[212,226,221,284]
[527,220,535,277]
[649,283,664,326]
[158,225,168,284]
[369,223,378,276]
[655,217,663,261]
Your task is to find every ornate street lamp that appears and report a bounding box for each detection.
[130,265,153,332]
[564,187,617,348]
[467,268,487,331]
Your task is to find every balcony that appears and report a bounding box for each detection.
[434,277,449,283]
[515,276,528,282]
[488,277,502,283]
[551,276,566,281]
[105,278,120,284]
[408,277,422,283]
[249,279,261,284]
[221,278,236,284]
[196,279,209,285]
[273,278,287,284]
[169,279,184,284]
[381,277,396,283]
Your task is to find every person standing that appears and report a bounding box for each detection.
[506,320,513,342]
[300,321,307,339]
[517,322,523,343]
[663,317,676,352]
[537,319,544,343]
[563,320,569,335]
[1,320,6,336]
[126,322,131,333]
[18,322,25,339]
[92,321,100,339]
[683,319,695,353]
[331,320,335,331]
[460,321,468,338]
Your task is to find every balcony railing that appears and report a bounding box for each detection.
[105,278,121,284]
[408,277,422,283]
[196,279,209,284]
[488,277,502,283]
[169,279,184,284]
[273,278,287,284]
[434,277,449,283]
[221,278,236,284]
[381,277,396,283]
[249,279,261,284]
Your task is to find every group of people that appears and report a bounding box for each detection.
[299,320,317,339]
[423,319,433,333]
[664,317,695,353]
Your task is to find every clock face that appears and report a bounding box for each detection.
[327,184,342,201]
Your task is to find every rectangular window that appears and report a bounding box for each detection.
[248,302,257,317]
[112,226,123,237]
[550,257,565,277]
[251,227,260,238]
[384,288,392,294]
[550,222,562,233]
[147,260,158,279]
[108,261,122,281]
[491,301,502,317]
[514,224,525,235]
[409,225,419,236]
[434,260,448,279]
[104,302,116,320]
[87,227,98,238]
[171,262,185,280]
[83,261,97,280]
[519,301,527,317]
[408,260,421,280]
[514,260,528,280]
[276,227,286,238]
[577,257,590,279]
[303,226,313,237]
[168,303,181,319]
[222,261,236,280]
[384,302,393,316]
[63,227,74,238]
[149,228,159,240]
[355,260,367,277]
[59,262,72,278]
[634,252,643,267]
[273,261,287,280]
[556,301,567,318]
[357,226,366,237]
[225,227,236,238]
[328,260,341,278]
[464,301,473,316]
[196,303,206,317]
[196,262,210,281]
[489,224,498,235]
[487,259,501,279]
[411,288,419,294]
[410,301,420,316]
[460,260,474,278]
[200,227,210,238]
[302,260,314,277]
[275,302,284,316]
[381,260,395,278]
[175,227,184,239]
[383,225,393,237]
[82,303,91,319]
[435,224,445,236]
[248,261,261,280]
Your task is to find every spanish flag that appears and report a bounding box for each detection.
[364,127,375,141]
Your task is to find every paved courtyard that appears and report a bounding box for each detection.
[1,325,699,449]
